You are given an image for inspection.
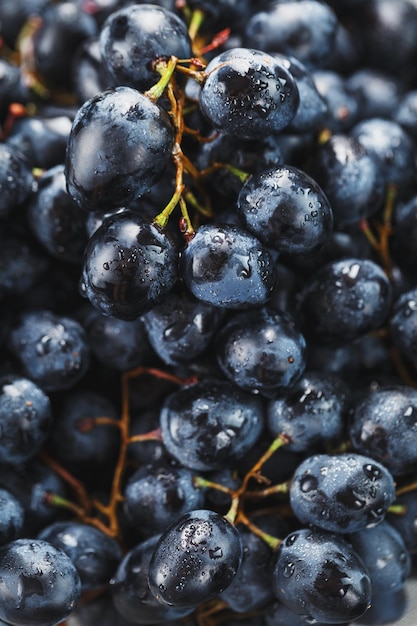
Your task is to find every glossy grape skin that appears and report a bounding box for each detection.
[312,69,360,133]
[8,310,90,392]
[245,1,338,69]
[27,165,88,265]
[290,453,396,533]
[349,521,411,593]
[0,488,24,545]
[0,375,52,465]
[159,380,264,471]
[299,257,392,343]
[0,143,34,220]
[148,508,243,607]
[123,463,205,536]
[264,599,343,626]
[311,134,385,227]
[199,47,299,139]
[270,528,371,624]
[267,370,349,452]
[237,165,333,256]
[65,86,174,211]
[81,211,179,320]
[216,307,307,396]
[142,286,225,366]
[349,385,417,476]
[0,538,81,626]
[351,117,417,193]
[38,521,122,591]
[181,223,276,309]
[111,534,194,624]
[99,4,191,91]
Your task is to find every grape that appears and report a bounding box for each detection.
[0,538,81,626]
[199,47,300,139]
[289,452,396,533]
[147,509,243,607]
[2,3,417,625]
[270,528,372,624]
[81,210,179,320]
[65,86,174,211]
[181,223,276,309]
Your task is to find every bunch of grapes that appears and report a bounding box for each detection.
[2,1,417,625]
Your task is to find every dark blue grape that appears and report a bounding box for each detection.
[0,538,81,626]
[8,310,90,391]
[123,463,205,535]
[245,1,338,69]
[33,1,97,90]
[0,488,24,545]
[237,165,333,256]
[387,491,417,554]
[220,515,289,613]
[0,375,52,465]
[274,54,328,134]
[0,227,48,300]
[349,385,417,476]
[99,4,191,91]
[311,134,385,227]
[142,285,225,366]
[159,380,264,471]
[289,453,396,533]
[27,164,88,264]
[299,257,392,342]
[38,521,122,591]
[267,370,349,452]
[312,69,360,132]
[351,117,417,193]
[6,109,73,170]
[394,88,417,142]
[345,68,404,122]
[0,143,34,220]
[181,223,276,309]
[81,210,179,320]
[357,587,407,625]
[81,304,153,371]
[148,508,242,607]
[199,47,299,139]
[270,528,371,623]
[349,521,411,593]
[111,534,195,623]
[216,307,307,396]
[65,86,174,211]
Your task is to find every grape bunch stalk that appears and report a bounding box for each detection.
[2,1,417,626]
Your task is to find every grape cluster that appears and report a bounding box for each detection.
[2,1,417,626]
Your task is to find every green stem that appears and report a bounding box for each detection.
[43,492,85,517]
[145,56,178,102]
[388,504,407,515]
[153,186,184,228]
[193,476,233,495]
[188,8,205,41]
